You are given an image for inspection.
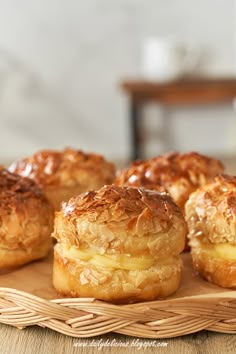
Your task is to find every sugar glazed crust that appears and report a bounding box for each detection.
[53,185,187,303]
[115,151,224,212]
[9,148,116,210]
[0,169,54,269]
[115,151,224,252]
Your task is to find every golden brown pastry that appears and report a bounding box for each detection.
[115,151,224,211]
[8,148,115,211]
[185,174,236,288]
[0,169,54,269]
[115,151,224,251]
[52,184,187,303]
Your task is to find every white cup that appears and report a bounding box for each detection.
[142,37,200,82]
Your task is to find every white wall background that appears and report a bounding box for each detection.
[0,0,235,163]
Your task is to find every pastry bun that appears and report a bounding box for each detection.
[8,148,115,211]
[115,151,224,251]
[0,169,54,269]
[52,185,187,303]
[185,174,236,288]
[115,151,224,211]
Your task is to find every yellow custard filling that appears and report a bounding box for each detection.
[198,242,236,260]
[60,245,160,270]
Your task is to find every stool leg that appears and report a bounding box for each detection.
[161,106,173,151]
[130,99,142,161]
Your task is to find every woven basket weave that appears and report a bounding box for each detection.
[0,287,236,338]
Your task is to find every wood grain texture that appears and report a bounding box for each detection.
[121,77,236,105]
[1,324,236,354]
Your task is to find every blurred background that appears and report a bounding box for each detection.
[0,0,236,170]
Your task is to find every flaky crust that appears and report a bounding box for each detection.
[185,175,236,288]
[9,148,116,210]
[115,151,224,212]
[191,246,236,288]
[53,185,186,302]
[53,185,186,258]
[185,174,236,245]
[53,244,182,303]
[0,169,54,268]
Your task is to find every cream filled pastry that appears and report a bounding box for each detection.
[0,169,54,269]
[185,174,236,288]
[8,148,116,211]
[52,184,187,303]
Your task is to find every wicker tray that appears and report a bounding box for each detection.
[0,252,236,338]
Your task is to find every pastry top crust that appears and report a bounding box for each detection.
[0,168,49,207]
[8,148,115,187]
[115,151,224,210]
[62,184,181,222]
[0,169,54,250]
[185,174,236,245]
[53,185,186,258]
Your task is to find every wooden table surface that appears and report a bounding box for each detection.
[0,324,236,354]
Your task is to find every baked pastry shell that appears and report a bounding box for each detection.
[185,174,236,288]
[53,244,182,303]
[52,185,187,302]
[0,170,54,269]
[9,148,116,211]
[191,247,236,288]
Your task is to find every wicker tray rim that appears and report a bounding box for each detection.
[1,286,236,338]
